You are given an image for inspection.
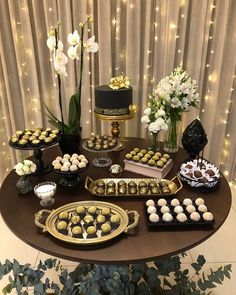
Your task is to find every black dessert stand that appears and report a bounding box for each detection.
[52,164,89,188]
[9,139,60,176]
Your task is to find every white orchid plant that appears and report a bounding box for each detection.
[45,16,99,135]
[141,97,168,134]
[14,160,36,176]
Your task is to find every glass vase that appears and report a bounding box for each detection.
[16,175,34,194]
[164,115,182,153]
[149,132,160,152]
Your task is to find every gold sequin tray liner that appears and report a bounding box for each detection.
[35,201,139,245]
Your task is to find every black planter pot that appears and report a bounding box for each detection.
[59,134,81,155]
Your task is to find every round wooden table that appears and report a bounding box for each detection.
[0,138,232,265]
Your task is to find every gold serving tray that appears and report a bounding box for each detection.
[85,176,182,197]
[35,201,139,245]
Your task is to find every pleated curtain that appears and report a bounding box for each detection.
[0,0,235,184]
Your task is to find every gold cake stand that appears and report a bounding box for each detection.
[94,106,138,150]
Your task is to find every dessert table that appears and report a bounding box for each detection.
[0,137,232,265]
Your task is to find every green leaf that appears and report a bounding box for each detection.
[191,263,202,274]
[68,93,81,134]
[2,283,13,295]
[43,102,59,122]
[197,255,206,267]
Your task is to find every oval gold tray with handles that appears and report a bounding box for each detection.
[35,201,139,245]
[85,176,182,197]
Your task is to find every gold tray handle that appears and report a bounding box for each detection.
[85,176,95,191]
[124,210,140,233]
[171,175,183,194]
[35,209,51,233]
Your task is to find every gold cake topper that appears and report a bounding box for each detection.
[108,74,131,90]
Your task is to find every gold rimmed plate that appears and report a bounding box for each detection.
[35,201,139,245]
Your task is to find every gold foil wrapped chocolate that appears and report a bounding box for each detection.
[108,75,131,90]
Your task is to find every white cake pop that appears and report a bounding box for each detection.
[176,213,187,222]
[195,198,205,206]
[70,164,78,171]
[157,198,167,207]
[61,165,69,172]
[63,154,70,159]
[186,205,196,214]
[183,198,193,206]
[162,212,173,222]
[78,162,86,168]
[160,206,170,214]
[203,212,214,221]
[170,198,180,207]
[174,205,184,214]
[198,204,208,213]
[149,213,159,223]
[190,212,201,222]
[147,206,157,214]
[146,199,155,207]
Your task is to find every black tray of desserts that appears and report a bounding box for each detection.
[83,134,119,152]
[145,197,215,229]
[178,159,220,193]
[9,128,61,149]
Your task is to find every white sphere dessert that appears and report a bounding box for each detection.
[160,205,170,214]
[61,158,69,164]
[78,162,86,168]
[198,204,208,213]
[186,205,196,214]
[157,198,167,207]
[52,160,60,166]
[146,199,155,207]
[149,213,159,223]
[56,156,63,161]
[174,205,184,214]
[203,212,214,221]
[176,213,187,223]
[61,165,69,172]
[183,198,193,206]
[54,163,62,170]
[81,158,88,164]
[162,212,173,222]
[63,161,71,167]
[78,155,85,161]
[72,159,80,166]
[70,164,78,172]
[170,198,180,207]
[71,153,78,158]
[63,154,70,159]
[195,198,205,206]
[190,212,201,222]
[147,206,157,214]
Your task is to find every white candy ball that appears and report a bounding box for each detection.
[203,212,214,221]
[160,205,170,214]
[63,154,70,159]
[52,160,60,166]
[157,198,167,207]
[146,199,155,207]
[186,205,196,213]
[170,198,180,207]
[70,164,78,172]
[72,160,80,166]
[61,158,69,164]
[174,205,184,214]
[195,198,205,206]
[54,163,62,170]
[72,153,78,158]
[147,206,157,214]
[63,161,71,167]
[81,158,88,164]
[70,157,77,163]
[149,213,159,223]
[162,213,173,222]
[61,166,69,172]
[56,156,63,161]
[198,204,208,213]
[78,162,86,168]
[176,213,187,222]
[190,212,201,222]
[183,198,193,206]
[78,155,85,160]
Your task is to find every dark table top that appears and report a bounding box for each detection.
[0,138,232,264]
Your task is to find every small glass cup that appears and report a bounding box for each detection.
[34,182,56,206]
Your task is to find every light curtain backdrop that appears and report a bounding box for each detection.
[0,0,235,184]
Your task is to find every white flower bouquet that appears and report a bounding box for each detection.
[45,16,99,135]
[152,66,199,152]
[14,160,36,176]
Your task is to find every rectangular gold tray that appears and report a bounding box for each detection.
[35,201,139,245]
[85,176,182,197]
